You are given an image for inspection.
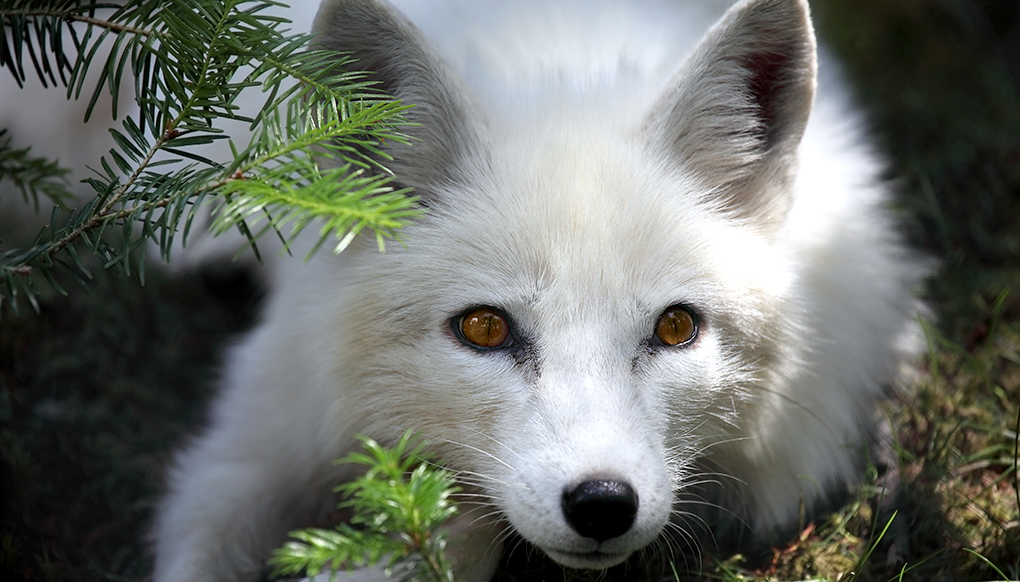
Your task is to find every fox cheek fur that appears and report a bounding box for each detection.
[151,0,927,580]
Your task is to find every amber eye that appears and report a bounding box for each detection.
[458,307,512,349]
[655,305,698,346]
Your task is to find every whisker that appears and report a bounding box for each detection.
[422,432,519,471]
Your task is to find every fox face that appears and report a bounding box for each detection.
[333,119,799,565]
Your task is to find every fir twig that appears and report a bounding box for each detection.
[0,128,73,211]
[0,0,420,316]
[270,432,460,582]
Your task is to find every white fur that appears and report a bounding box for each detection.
[152,0,926,581]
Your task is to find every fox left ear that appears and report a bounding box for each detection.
[311,0,487,195]
[644,0,816,231]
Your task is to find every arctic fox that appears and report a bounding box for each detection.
[152,0,926,580]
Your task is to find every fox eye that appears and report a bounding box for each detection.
[654,305,698,347]
[457,307,512,349]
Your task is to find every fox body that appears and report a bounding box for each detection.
[152,0,926,580]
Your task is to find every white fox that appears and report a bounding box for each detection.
[152,0,926,580]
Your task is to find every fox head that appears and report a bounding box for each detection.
[312,0,817,569]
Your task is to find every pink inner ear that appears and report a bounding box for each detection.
[743,50,793,150]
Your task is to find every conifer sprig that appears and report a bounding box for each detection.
[0,129,72,211]
[0,0,419,315]
[270,433,460,582]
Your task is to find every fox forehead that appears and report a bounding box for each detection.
[380,129,792,329]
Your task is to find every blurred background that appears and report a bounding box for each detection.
[1,0,1018,580]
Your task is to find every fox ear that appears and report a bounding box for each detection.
[644,0,816,229]
[312,0,485,192]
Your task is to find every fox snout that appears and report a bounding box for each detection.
[493,413,672,569]
[561,479,639,542]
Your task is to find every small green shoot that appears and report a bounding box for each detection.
[270,432,460,582]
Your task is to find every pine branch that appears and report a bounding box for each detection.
[0,129,73,211]
[0,0,419,316]
[6,9,153,38]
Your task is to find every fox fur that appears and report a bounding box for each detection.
[152,0,927,580]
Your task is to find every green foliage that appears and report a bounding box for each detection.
[270,432,460,582]
[0,0,423,315]
[0,129,72,211]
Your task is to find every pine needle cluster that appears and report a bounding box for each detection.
[270,432,460,582]
[0,0,422,316]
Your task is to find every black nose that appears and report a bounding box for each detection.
[561,479,638,542]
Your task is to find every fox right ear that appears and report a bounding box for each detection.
[312,0,486,193]
[644,0,816,231]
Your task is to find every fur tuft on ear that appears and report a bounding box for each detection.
[644,0,816,229]
[312,0,487,194]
